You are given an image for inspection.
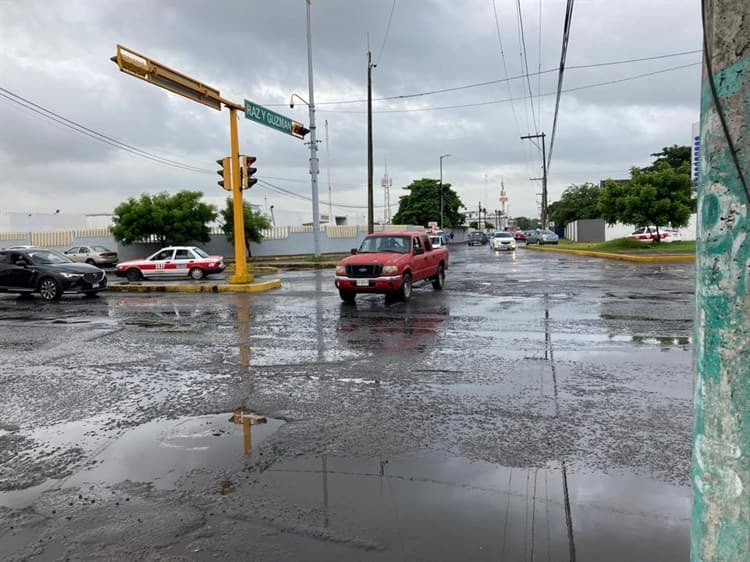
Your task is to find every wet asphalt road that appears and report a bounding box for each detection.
[0,244,695,561]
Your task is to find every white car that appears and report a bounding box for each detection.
[115,246,226,282]
[490,231,517,251]
[429,233,448,249]
[628,226,682,243]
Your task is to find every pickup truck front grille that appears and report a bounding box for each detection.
[346,264,382,278]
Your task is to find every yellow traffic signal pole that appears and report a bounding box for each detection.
[227,106,252,284]
[111,45,251,284]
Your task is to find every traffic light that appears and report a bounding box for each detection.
[240,155,257,190]
[291,121,310,139]
[217,157,231,191]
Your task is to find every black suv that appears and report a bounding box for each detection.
[0,248,107,300]
[467,232,489,246]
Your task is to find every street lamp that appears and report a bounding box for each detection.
[286,0,321,258]
[439,154,451,229]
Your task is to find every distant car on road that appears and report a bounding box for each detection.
[467,232,489,246]
[429,232,448,249]
[490,231,517,251]
[527,229,559,245]
[115,246,226,282]
[628,226,682,243]
[0,248,107,300]
[64,245,119,266]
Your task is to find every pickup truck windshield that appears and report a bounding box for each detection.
[358,235,411,254]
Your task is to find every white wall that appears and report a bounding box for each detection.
[605,214,697,241]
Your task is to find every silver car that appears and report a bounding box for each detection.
[527,229,559,245]
[64,245,119,266]
[490,231,517,251]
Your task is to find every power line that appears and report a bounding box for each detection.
[259,49,701,108]
[0,87,212,175]
[320,62,700,114]
[516,0,539,133]
[492,0,535,179]
[376,0,397,64]
[546,0,576,171]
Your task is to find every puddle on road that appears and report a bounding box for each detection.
[253,453,690,561]
[0,412,284,508]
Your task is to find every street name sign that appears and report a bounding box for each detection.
[244,99,309,138]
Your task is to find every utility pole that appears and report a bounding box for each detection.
[367,50,375,233]
[692,0,750,560]
[305,0,321,257]
[521,133,548,229]
[325,119,333,225]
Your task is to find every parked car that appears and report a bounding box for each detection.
[115,246,226,282]
[513,230,527,242]
[64,245,119,266]
[628,226,682,243]
[490,231,517,251]
[429,232,448,249]
[527,229,559,245]
[467,232,489,246]
[0,248,107,300]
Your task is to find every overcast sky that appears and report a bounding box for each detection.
[0,0,702,225]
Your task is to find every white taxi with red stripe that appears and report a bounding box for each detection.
[628,226,682,243]
[115,246,225,282]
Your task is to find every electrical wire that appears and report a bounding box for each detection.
[492,0,535,180]
[320,62,700,114]
[516,0,539,133]
[0,87,213,175]
[376,0,397,64]
[546,0,575,172]
[700,0,749,204]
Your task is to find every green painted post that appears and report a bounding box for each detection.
[692,0,750,560]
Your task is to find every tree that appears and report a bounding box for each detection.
[111,190,217,246]
[220,198,272,257]
[513,216,540,230]
[643,145,691,172]
[599,162,695,240]
[392,178,465,228]
[547,182,601,229]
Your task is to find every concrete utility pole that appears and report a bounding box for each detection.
[692,0,750,560]
[367,50,375,233]
[305,0,321,258]
[521,133,548,229]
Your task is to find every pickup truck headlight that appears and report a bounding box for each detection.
[335,265,346,274]
[382,265,398,274]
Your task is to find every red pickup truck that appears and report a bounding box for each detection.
[334,232,449,303]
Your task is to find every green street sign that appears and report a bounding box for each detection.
[244,99,309,138]
[244,99,290,135]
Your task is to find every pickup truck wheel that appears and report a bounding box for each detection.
[432,264,445,290]
[399,272,412,301]
[339,290,356,304]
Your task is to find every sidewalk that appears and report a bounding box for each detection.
[522,244,695,262]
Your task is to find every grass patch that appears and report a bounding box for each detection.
[556,238,695,254]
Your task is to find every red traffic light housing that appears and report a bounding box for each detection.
[240,155,257,190]
[291,121,310,139]
[216,157,231,191]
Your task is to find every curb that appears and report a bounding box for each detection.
[523,245,695,262]
[105,278,282,294]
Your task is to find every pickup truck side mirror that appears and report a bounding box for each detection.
[414,247,425,255]
[350,248,358,255]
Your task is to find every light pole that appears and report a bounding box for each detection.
[439,153,451,229]
[289,91,320,257]
[288,0,321,258]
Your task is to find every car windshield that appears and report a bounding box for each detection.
[495,232,513,238]
[358,236,410,254]
[469,233,482,238]
[26,249,74,265]
[193,248,209,258]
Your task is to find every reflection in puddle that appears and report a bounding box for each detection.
[255,453,690,561]
[0,413,284,508]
